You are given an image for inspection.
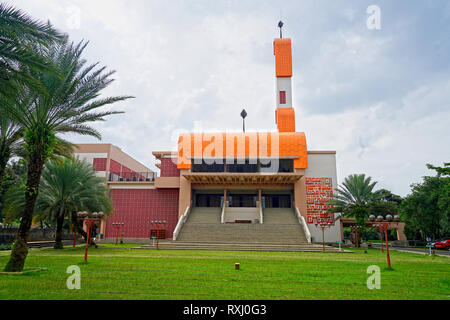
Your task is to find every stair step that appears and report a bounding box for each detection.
[263,208,299,225]
[176,206,309,246]
[135,242,349,253]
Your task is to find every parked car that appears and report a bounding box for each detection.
[433,238,450,250]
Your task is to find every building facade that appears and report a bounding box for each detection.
[76,32,344,244]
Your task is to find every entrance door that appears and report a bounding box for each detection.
[264,195,291,208]
[195,194,223,207]
[228,194,257,207]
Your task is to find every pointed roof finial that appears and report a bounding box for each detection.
[278,20,284,38]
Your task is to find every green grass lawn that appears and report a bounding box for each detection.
[0,244,449,300]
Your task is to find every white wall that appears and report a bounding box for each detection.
[276,77,293,108]
[305,152,341,243]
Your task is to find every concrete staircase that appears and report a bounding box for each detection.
[143,207,346,253]
[186,207,221,224]
[148,241,345,253]
[177,223,307,244]
[263,208,299,225]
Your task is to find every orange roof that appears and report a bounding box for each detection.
[274,38,292,77]
[177,132,307,170]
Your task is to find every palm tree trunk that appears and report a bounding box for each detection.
[4,151,45,272]
[54,214,65,249]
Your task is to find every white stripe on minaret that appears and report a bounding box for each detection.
[276,77,292,108]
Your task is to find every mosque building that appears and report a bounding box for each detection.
[75,25,405,248]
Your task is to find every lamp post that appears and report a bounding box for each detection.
[240,109,247,133]
[151,220,167,249]
[112,222,125,245]
[77,211,104,262]
[368,214,400,270]
[349,225,360,248]
[314,221,333,252]
[73,224,77,248]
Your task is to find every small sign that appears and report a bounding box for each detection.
[336,241,344,244]
[426,244,434,248]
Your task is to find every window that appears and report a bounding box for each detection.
[260,159,294,173]
[195,194,223,207]
[226,160,258,173]
[191,158,293,173]
[264,195,291,208]
[279,159,294,173]
[229,194,257,208]
[279,91,287,104]
[192,159,224,172]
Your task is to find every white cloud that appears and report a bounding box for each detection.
[12,0,450,196]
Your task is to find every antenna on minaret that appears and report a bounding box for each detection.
[240,109,247,133]
[278,20,284,38]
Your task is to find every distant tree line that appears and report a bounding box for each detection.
[328,163,449,242]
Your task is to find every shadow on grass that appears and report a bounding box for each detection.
[0,267,48,276]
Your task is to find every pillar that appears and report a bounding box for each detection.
[178,169,192,218]
[258,189,262,208]
[293,169,307,218]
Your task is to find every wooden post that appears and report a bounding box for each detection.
[356,227,359,248]
[84,222,90,262]
[322,226,325,252]
[73,228,77,248]
[384,225,391,269]
[379,228,384,253]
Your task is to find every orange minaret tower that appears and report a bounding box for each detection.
[274,21,295,132]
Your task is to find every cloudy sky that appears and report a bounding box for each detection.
[12,0,450,196]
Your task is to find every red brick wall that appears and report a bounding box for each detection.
[160,158,180,177]
[109,159,146,180]
[93,158,107,171]
[105,188,179,239]
[109,159,121,174]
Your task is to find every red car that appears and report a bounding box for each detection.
[434,238,450,250]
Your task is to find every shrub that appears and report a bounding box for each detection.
[0,243,13,251]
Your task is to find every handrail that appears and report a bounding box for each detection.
[108,171,156,182]
[221,201,227,224]
[295,207,311,243]
[172,205,191,241]
[259,201,264,224]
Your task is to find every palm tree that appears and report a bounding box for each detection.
[2,38,132,272]
[328,174,378,227]
[36,158,112,249]
[0,105,75,178]
[0,117,22,184]
[0,4,63,96]
[0,96,75,212]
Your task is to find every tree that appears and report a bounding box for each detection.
[2,37,132,272]
[0,114,74,222]
[368,189,402,221]
[0,4,63,97]
[36,158,112,249]
[328,174,378,227]
[0,117,22,187]
[401,163,450,240]
[0,159,27,222]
